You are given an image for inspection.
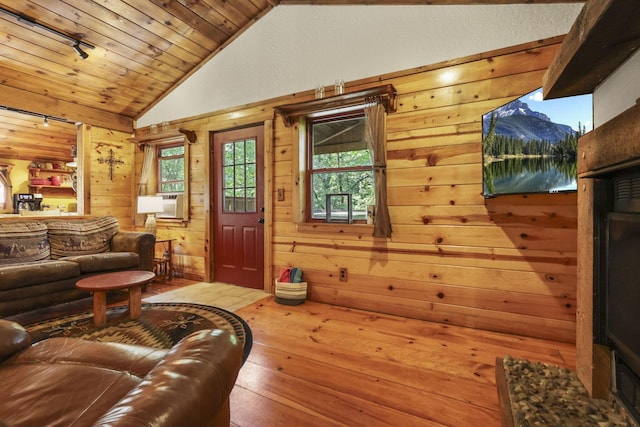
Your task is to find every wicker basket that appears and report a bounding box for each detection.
[275,280,307,306]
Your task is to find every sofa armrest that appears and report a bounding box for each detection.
[111,231,155,272]
[0,319,31,362]
[93,329,243,427]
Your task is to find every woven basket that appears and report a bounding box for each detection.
[275,280,307,306]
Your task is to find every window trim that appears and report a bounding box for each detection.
[156,142,186,194]
[154,137,189,224]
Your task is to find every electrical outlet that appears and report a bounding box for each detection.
[339,267,348,282]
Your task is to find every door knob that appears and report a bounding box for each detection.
[258,218,265,224]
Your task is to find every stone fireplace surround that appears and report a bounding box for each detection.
[577,101,640,423]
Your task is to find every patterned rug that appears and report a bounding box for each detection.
[24,302,252,363]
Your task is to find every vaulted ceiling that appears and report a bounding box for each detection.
[0,0,584,162]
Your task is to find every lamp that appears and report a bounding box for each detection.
[137,196,164,236]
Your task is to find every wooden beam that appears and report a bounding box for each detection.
[543,0,640,99]
[0,85,133,133]
[578,102,640,175]
[280,1,582,3]
[275,84,397,127]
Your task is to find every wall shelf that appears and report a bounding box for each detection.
[29,166,77,194]
[28,185,75,193]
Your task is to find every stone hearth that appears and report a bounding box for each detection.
[497,356,635,426]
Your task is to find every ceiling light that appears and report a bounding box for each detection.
[72,42,89,60]
[43,116,49,127]
[0,6,95,59]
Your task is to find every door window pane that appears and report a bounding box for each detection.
[222,139,257,213]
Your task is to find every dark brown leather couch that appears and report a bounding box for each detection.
[0,319,243,427]
[0,216,155,317]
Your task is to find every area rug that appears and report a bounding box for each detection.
[24,302,252,363]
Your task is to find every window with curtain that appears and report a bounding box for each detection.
[132,132,191,225]
[306,110,374,223]
[277,84,395,237]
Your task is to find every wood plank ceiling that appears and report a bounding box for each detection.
[0,0,582,162]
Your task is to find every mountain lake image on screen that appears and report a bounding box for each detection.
[481,87,593,197]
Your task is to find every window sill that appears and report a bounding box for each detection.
[296,222,373,235]
[157,218,188,227]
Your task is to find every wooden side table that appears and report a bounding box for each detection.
[154,238,175,280]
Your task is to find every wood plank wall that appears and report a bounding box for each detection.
[83,125,136,229]
[133,37,577,343]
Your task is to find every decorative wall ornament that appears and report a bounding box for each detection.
[97,149,125,181]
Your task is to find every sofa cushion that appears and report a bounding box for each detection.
[0,364,140,427]
[0,221,49,265]
[0,260,80,290]
[62,252,140,273]
[46,216,119,259]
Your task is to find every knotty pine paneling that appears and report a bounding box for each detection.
[85,126,135,229]
[129,38,576,341]
[269,39,576,342]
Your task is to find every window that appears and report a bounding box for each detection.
[306,111,374,222]
[157,143,185,193]
[222,138,257,213]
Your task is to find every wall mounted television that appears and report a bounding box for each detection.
[482,87,592,198]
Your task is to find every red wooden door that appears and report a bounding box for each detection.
[213,126,264,288]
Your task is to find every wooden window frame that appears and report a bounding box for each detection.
[156,142,185,194]
[305,110,372,224]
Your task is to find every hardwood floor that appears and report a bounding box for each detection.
[231,299,576,427]
[6,278,576,426]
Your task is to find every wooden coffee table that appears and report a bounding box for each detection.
[76,271,156,326]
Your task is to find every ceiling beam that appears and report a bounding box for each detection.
[543,0,640,99]
[278,1,584,4]
[0,85,133,133]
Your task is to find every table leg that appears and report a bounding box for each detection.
[129,285,142,319]
[93,291,107,327]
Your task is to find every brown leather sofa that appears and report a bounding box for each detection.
[0,319,243,427]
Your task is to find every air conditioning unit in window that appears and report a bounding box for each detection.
[156,193,184,219]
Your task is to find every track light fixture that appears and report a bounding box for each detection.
[0,6,95,59]
[72,41,89,60]
[0,105,68,125]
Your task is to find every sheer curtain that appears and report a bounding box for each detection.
[364,102,392,238]
[0,165,13,213]
[134,144,156,225]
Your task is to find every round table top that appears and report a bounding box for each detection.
[76,270,156,291]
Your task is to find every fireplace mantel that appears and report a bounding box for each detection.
[579,103,640,177]
[577,101,640,399]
